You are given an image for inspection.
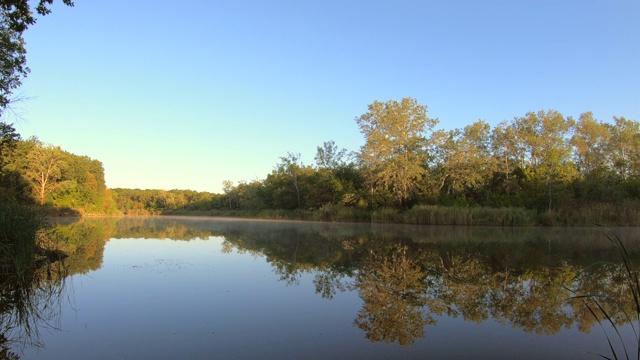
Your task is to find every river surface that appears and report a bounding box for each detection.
[4,216,640,359]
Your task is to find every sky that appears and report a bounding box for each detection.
[12,0,640,193]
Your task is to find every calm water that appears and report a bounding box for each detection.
[3,216,640,359]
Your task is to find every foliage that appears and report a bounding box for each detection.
[111,188,215,215]
[0,137,115,214]
[188,101,639,226]
[356,98,437,207]
[2,97,638,226]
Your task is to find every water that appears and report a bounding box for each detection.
[4,216,640,359]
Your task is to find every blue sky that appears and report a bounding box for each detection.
[14,1,640,193]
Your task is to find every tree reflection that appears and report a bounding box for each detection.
[42,218,640,347]
[313,269,349,300]
[354,246,433,345]
[215,221,640,344]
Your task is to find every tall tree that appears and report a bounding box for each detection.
[491,120,518,179]
[570,112,610,175]
[356,98,437,207]
[511,110,577,209]
[25,139,66,205]
[273,152,304,209]
[606,116,640,179]
[431,120,495,197]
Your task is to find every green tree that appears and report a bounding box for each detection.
[276,152,304,209]
[606,116,640,179]
[491,120,518,179]
[356,98,437,207]
[511,110,577,209]
[0,121,19,164]
[25,139,66,205]
[222,179,234,209]
[0,121,21,201]
[430,120,496,200]
[571,112,610,175]
[315,140,348,171]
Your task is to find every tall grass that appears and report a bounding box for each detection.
[0,203,68,355]
[311,204,371,223]
[372,205,537,226]
[166,202,640,226]
[0,264,67,354]
[0,203,46,277]
[168,205,539,226]
[570,231,640,359]
[541,200,640,226]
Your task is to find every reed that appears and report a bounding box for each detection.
[311,204,371,223]
[541,200,640,226]
[167,205,540,226]
[0,203,46,277]
[569,231,640,359]
[373,205,537,226]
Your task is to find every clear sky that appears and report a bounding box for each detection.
[13,0,640,193]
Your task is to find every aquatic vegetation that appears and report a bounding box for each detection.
[570,231,640,359]
[0,203,45,277]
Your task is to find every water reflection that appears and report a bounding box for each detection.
[0,258,67,358]
[354,246,433,345]
[38,217,640,349]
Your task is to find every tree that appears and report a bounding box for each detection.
[315,140,348,171]
[0,121,19,162]
[507,110,577,209]
[430,120,496,198]
[0,0,74,114]
[222,179,234,209]
[606,116,640,179]
[491,120,518,178]
[356,98,437,207]
[262,152,308,209]
[571,112,610,175]
[25,139,66,205]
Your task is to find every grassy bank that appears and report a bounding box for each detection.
[166,205,537,226]
[539,200,640,226]
[165,202,640,226]
[373,205,537,226]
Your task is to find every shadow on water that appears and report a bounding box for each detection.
[40,217,640,349]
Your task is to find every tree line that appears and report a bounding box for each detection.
[166,97,639,224]
[2,97,639,225]
[0,124,116,215]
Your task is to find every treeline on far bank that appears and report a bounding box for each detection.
[112,99,640,226]
[3,97,640,226]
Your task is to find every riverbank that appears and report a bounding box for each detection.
[163,203,640,227]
